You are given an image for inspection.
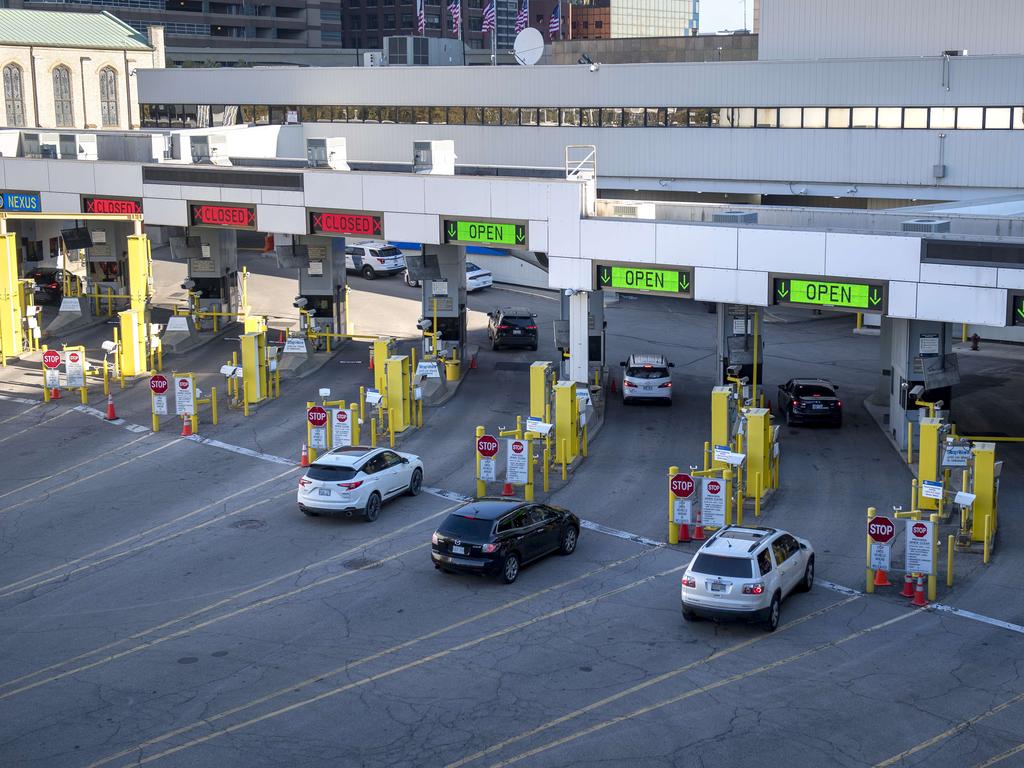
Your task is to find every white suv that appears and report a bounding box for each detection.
[680,526,814,632]
[297,446,424,522]
[620,353,675,405]
[345,241,407,280]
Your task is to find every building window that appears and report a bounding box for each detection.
[52,65,73,127]
[930,106,956,130]
[755,107,777,127]
[826,107,850,128]
[99,67,119,127]
[3,64,25,127]
[877,107,901,129]
[851,107,876,128]
[802,107,826,129]
[778,107,801,128]
[903,107,928,129]
[984,107,1011,130]
[956,107,983,130]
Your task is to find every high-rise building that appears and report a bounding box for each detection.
[564,0,698,41]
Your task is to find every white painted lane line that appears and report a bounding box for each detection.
[423,487,472,503]
[580,520,663,548]
[74,404,126,425]
[819,580,863,597]
[184,435,295,466]
[0,393,40,406]
[931,603,1024,635]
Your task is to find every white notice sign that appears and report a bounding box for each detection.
[174,375,195,415]
[870,542,891,571]
[44,368,60,388]
[921,480,943,500]
[65,351,86,388]
[905,519,935,574]
[165,315,190,332]
[479,457,496,482]
[310,426,327,451]
[416,361,442,379]
[283,337,308,354]
[331,408,353,448]
[506,439,530,485]
[430,279,449,296]
[702,477,726,528]
[673,498,692,526]
[919,333,940,355]
[152,393,168,416]
[942,444,972,467]
[58,297,79,313]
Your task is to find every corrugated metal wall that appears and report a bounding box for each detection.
[760,0,1024,60]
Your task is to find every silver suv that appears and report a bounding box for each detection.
[620,353,675,405]
[680,525,814,632]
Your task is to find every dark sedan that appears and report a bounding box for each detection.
[778,378,843,427]
[27,268,71,304]
[431,499,580,584]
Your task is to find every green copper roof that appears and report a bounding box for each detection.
[0,9,153,51]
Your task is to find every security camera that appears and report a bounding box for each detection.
[293,296,308,308]
[726,364,742,377]
[318,387,331,398]
[589,63,600,72]
[101,340,117,353]
[564,288,577,297]
[908,384,925,400]
[416,318,432,331]
[181,279,195,290]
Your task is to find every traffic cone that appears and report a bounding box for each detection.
[180,416,193,437]
[693,508,705,541]
[901,572,915,598]
[679,523,691,543]
[873,568,892,588]
[368,354,374,371]
[300,443,310,468]
[50,387,61,400]
[105,394,117,421]
[501,482,515,497]
[610,378,617,394]
[912,575,928,607]
[470,355,478,370]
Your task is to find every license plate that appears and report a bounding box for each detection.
[318,488,331,497]
[709,581,727,592]
[812,404,825,410]
[513,329,522,335]
[452,545,466,555]
[643,385,653,391]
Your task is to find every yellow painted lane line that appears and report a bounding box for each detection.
[875,690,1024,767]
[84,549,652,768]
[0,466,300,597]
[448,595,859,768]
[484,611,918,768]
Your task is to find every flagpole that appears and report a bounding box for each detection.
[491,1,497,65]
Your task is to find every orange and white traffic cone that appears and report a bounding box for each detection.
[693,507,705,541]
[51,387,61,400]
[105,394,117,421]
[300,443,310,468]
[368,354,374,371]
[912,575,928,607]
[501,482,515,497]
[180,416,193,437]
[873,568,892,588]
[901,572,915,598]
[679,522,691,543]
[470,355,478,370]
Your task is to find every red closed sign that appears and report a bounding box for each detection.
[42,350,61,369]
[149,375,169,394]
[307,406,328,427]
[670,473,695,498]
[189,203,257,229]
[477,435,499,457]
[911,522,929,538]
[868,516,896,544]
[707,480,722,495]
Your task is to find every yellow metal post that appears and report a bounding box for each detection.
[560,438,567,481]
[543,444,550,492]
[755,472,762,517]
[907,421,913,464]
[751,310,758,406]
[946,534,955,587]
[984,515,991,564]
[668,465,680,545]
[211,386,218,425]
[370,417,377,448]
[475,425,486,498]
[524,434,535,502]
[711,386,733,469]
[723,467,733,527]
[703,441,710,472]
[866,506,876,593]
[0,233,25,361]
[928,512,939,601]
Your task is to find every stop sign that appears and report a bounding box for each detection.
[149,375,169,395]
[68,351,81,364]
[42,350,61,369]
[336,410,348,423]
[868,516,895,544]
[707,480,722,494]
[307,406,328,427]
[670,473,695,498]
[178,378,190,390]
[511,440,525,454]
[911,521,929,538]
[477,434,499,457]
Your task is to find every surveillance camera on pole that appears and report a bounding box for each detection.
[293,296,308,309]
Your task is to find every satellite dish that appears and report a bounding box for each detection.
[513,27,544,66]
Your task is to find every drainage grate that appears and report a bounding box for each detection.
[231,519,267,530]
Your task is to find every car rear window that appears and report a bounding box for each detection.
[305,465,358,481]
[375,247,403,259]
[626,366,669,380]
[440,514,494,538]
[501,316,535,328]
[466,262,482,271]
[795,385,834,397]
[691,554,755,578]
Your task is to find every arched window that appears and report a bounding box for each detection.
[3,64,25,127]
[52,65,73,127]
[99,67,118,127]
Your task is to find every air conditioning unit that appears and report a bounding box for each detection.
[21,132,40,158]
[208,134,231,166]
[306,137,349,170]
[712,210,758,224]
[76,134,98,160]
[59,134,77,158]
[413,140,455,175]
[40,132,61,159]
[902,219,951,233]
[151,132,172,161]
[610,203,655,219]
[189,135,211,164]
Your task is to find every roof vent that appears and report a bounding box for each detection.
[610,202,654,219]
[712,210,758,224]
[902,218,951,233]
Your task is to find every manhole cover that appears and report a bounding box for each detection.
[343,557,383,571]
[232,519,267,530]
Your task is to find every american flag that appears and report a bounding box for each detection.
[482,0,496,33]
[548,1,560,39]
[515,0,529,33]
[416,0,425,34]
[448,0,461,35]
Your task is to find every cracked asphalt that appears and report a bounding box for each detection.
[0,250,1022,768]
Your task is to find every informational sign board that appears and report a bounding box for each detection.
[921,480,943,500]
[308,210,384,238]
[150,374,169,416]
[416,361,442,379]
[942,444,972,467]
[713,445,731,463]
[188,201,257,229]
[65,349,85,388]
[331,408,353,448]
[0,190,41,212]
[506,439,530,484]
[525,417,553,436]
[772,275,886,312]
[479,457,496,482]
[309,425,327,450]
[165,315,190,332]
[905,519,935,574]
[174,374,195,415]
[919,333,941,356]
[593,262,692,298]
[954,491,977,507]
[82,195,142,215]
[1012,294,1024,326]
[702,477,726,527]
[870,542,891,571]
[673,498,693,526]
[442,217,527,247]
[430,279,449,297]
[42,349,61,388]
[283,337,308,354]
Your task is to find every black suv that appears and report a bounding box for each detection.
[486,307,538,351]
[27,268,71,304]
[777,378,842,427]
[431,499,580,584]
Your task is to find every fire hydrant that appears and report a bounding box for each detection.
[970,333,981,351]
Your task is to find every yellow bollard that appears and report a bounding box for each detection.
[755,471,762,517]
[703,441,710,472]
[560,438,567,481]
[581,423,588,458]
[911,478,919,512]
[856,312,863,330]
[102,359,109,396]
[389,407,396,448]
[543,444,550,493]
[243,382,249,418]
[106,285,113,317]
[359,386,366,424]
[152,409,159,433]
[865,506,876,593]
[928,513,939,602]
[907,421,913,464]
[275,368,281,398]
[946,534,955,587]
[371,417,377,448]
[724,467,733,527]
[211,386,218,426]
[961,322,967,343]
[475,425,486,498]
[668,465,680,545]
[983,515,991,564]
[191,413,198,435]
[157,342,163,372]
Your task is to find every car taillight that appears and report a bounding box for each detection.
[432,532,439,545]
[792,400,799,407]
[48,282,58,289]
[837,401,843,408]
[525,325,537,330]
[298,478,311,488]
[742,583,765,595]
[658,382,672,388]
[482,543,498,553]
[497,324,510,330]
[376,257,387,264]
[681,575,696,588]
[337,481,363,490]
[623,380,637,388]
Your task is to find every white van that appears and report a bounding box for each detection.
[344,241,406,280]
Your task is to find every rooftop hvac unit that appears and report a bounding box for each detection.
[208,134,231,166]
[76,134,98,161]
[306,137,349,170]
[610,203,655,219]
[58,134,77,159]
[21,132,40,158]
[712,210,758,224]
[40,132,61,159]
[902,219,951,233]
[190,135,211,164]
[413,140,455,175]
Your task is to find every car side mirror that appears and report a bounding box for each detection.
[402,457,409,464]
[619,361,626,367]
[669,363,676,368]
[800,542,807,549]
[833,385,840,392]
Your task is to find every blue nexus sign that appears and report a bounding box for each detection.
[0,191,41,211]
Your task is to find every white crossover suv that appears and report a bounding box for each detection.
[298,446,424,522]
[680,525,814,632]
